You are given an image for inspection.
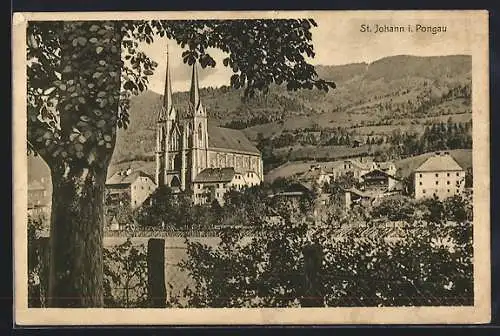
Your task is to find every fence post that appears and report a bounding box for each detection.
[147,238,166,308]
[301,244,323,307]
[38,237,51,307]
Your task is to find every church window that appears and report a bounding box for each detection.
[198,123,203,147]
[169,130,180,151]
[173,154,181,171]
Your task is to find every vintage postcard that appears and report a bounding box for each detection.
[13,10,490,325]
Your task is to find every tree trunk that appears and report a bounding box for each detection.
[48,163,107,307]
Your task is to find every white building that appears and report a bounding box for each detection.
[192,167,261,205]
[105,169,157,210]
[414,152,465,200]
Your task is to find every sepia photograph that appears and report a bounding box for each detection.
[13,10,490,325]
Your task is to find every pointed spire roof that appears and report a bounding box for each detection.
[157,47,176,123]
[163,46,173,112]
[189,62,202,111]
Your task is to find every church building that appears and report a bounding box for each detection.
[155,52,263,205]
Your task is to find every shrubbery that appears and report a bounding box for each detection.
[179,194,473,307]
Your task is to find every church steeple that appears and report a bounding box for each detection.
[163,47,174,115]
[189,62,202,112]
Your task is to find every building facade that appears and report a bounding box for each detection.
[328,158,396,182]
[155,52,263,204]
[105,169,156,210]
[414,152,465,200]
[28,178,51,220]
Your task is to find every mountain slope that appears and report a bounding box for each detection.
[111,54,471,166]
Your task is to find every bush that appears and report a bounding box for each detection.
[180,195,473,307]
[103,238,148,308]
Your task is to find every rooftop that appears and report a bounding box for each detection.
[28,180,45,191]
[414,152,464,172]
[361,169,399,180]
[208,125,260,155]
[193,167,236,183]
[106,169,155,185]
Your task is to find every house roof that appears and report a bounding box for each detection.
[347,159,371,170]
[361,169,399,180]
[377,162,395,170]
[28,180,45,191]
[345,187,376,199]
[193,167,236,183]
[208,125,260,155]
[414,153,464,172]
[106,170,154,185]
[300,167,327,181]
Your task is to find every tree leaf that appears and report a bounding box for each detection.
[78,37,87,46]
[75,143,84,152]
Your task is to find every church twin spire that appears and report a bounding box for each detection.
[189,61,202,112]
[163,48,174,116]
[157,47,204,123]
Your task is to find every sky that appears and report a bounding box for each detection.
[136,13,474,94]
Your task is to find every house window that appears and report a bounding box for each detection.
[419,182,423,186]
[419,174,422,178]
[435,181,439,185]
[456,172,460,176]
[435,173,439,177]
[447,189,450,193]
[423,189,426,194]
[447,173,450,177]
[447,181,450,185]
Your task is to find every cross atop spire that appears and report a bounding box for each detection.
[189,62,201,111]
